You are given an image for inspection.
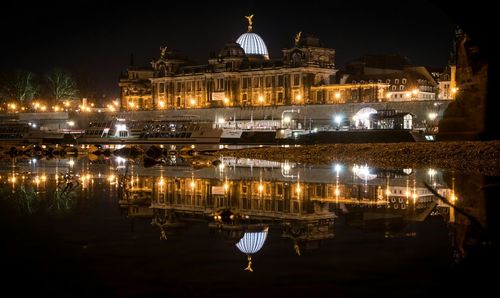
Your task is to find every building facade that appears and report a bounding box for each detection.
[118,19,450,112]
[118,67,154,110]
[148,33,337,111]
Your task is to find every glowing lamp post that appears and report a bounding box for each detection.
[158,100,165,109]
[295,94,302,104]
[334,115,342,130]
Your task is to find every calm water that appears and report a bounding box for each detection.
[0,153,498,297]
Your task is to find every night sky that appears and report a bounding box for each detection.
[0,1,465,98]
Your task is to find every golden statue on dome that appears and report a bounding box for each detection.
[245,14,254,32]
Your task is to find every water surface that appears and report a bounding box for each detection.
[0,154,497,297]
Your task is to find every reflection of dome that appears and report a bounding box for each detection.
[236,227,268,254]
[236,33,269,59]
[235,226,269,272]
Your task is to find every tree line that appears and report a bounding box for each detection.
[0,69,79,105]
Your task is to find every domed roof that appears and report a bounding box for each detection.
[219,42,246,58]
[236,33,269,59]
[236,15,269,59]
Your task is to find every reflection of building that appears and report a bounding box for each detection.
[282,217,335,255]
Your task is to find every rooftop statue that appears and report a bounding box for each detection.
[295,31,302,46]
[245,14,254,32]
[160,46,167,58]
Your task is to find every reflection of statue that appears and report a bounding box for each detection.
[245,14,254,32]
[294,31,302,46]
[160,46,167,58]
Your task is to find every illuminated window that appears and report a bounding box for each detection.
[392,85,396,91]
[400,85,404,90]
[293,74,300,86]
[395,79,399,84]
[402,78,407,84]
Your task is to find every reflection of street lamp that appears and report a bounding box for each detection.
[428,112,437,121]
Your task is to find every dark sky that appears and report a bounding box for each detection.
[1,0,459,98]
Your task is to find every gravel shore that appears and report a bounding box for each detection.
[220,141,500,176]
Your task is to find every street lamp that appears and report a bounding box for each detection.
[334,115,342,130]
[295,94,302,103]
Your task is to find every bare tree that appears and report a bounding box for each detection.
[45,68,79,103]
[0,70,39,104]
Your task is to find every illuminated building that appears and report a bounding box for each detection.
[341,55,439,101]
[118,66,154,110]
[123,16,337,111]
[116,17,453,130]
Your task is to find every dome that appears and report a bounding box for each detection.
[219,42,246,58]
[236,33,269,59]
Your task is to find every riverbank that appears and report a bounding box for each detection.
[219,141,500,176]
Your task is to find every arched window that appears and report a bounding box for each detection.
[392,85,396,91]
[386,79,391,83]
[402,78,407,84]
[399,85,404,90]
[395,79,399,84]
